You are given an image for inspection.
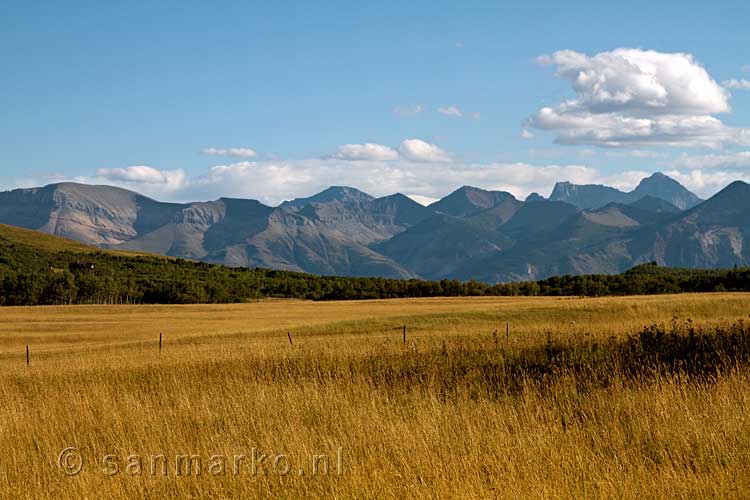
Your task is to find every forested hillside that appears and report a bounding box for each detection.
[3,224,750,306]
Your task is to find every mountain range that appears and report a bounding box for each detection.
[1,172,749,282]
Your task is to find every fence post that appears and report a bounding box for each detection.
[403,325,407,346]
[26,345,29,366]
[159,332,162,354]
[288,332,294,346]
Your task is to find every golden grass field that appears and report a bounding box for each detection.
[2,294,750,499]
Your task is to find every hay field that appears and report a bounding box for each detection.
[1,294,749,498]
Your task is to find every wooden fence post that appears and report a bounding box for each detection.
[159,332,163,354]
[288,332,294,346]
[403,325,407,346]
[26,345,29,366]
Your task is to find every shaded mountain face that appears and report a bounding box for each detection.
[550,173,702,210]
[448,203,666,283]
[376,213,514,280]
[627,195,681,214]
[499,201,579,240]
[449,228,632,283]
[627,181,750,269]
[375,197,524,279]
[0,176,746,283]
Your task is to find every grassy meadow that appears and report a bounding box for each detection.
[1,294,750,498]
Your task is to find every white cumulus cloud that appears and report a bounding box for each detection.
[535,48,729,114]
[96,166,187,190]
[397,139,452,163]
[529,48,750,148]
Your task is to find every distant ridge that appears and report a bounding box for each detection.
[549,172,702,210]
[0,174,745,283]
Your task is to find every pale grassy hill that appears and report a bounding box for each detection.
[0,223,165,258]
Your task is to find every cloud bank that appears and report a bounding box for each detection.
[724,79,750,90]
[25,154,750,207]
[201,147,257,159]
[34,151,665,207]
[672,151,750,169]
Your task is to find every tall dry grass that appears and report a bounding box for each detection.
[1,294,749,499]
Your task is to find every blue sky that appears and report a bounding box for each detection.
[2,0,750,204]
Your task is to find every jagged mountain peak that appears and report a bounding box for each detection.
[631,172,702,210]
[525,192,546,203]
[373,192,415,203]
[549,181,626,209]
[550,173,701,210]
[281,185,374,209]
[428,186,516,217]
